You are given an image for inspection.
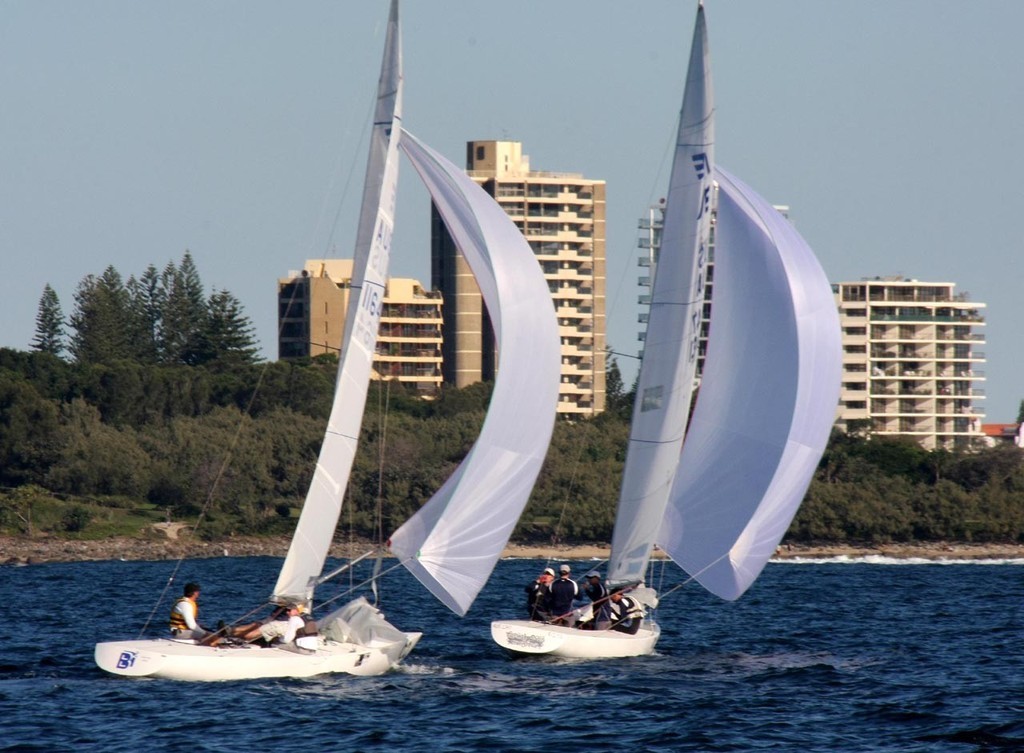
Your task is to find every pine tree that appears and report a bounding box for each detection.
[198,289,260,365]
[125,265,163,363]
[604,350,633,418]
[68,267,133,363]
[31,284,65,356]
[160,251,207,365]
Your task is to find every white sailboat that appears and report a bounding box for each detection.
[96,0,560,681]
[492,2,841,659]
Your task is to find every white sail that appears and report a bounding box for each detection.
[389,130,561,616]
[607,4,714,587]
[273,0,402,605]
[657,165,841,601]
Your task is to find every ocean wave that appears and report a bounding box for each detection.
[772,555,1024,566]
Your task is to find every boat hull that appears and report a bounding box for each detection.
[95,632,421,682]
[490,620,659,658]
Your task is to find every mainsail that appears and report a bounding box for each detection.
[657,165,841,600]
[389,130,561,616]
[607,4,714,587]
[273,0,402,605]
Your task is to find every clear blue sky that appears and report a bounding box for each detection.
[2,1,1021,420]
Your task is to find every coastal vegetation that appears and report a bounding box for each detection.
[3,346,1024,546]
[3,257,1023,546]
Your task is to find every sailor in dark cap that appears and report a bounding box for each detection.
[524,567,554,621]
[548,564,579,627]
[583,571,611,630]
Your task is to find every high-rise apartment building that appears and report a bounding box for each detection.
[637,193,791,372]
[278,260,443,396]
[834,276,986,449]
[433,140,607,415]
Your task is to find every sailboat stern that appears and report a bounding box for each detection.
[490,620,659,659]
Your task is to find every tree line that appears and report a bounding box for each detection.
[32,251,258,368]
[3,255,1024,544]
[2,345,1024,544]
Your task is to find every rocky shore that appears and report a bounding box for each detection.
[3,527,1024,566]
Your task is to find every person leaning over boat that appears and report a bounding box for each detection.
[525,567,554,621]
[582,571,611,630]
[608,590,642,635]
[169,582,220,645]
[548,564,579,627]
[237,604,307,646]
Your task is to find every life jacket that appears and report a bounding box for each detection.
[612,595,642,621]
[169,596,196,632]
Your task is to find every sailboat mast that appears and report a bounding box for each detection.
[607,4,714,587]
[272,0,403,606]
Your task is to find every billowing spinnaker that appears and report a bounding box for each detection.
[657,166,841,600]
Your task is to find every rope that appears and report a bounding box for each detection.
[136,19,386,640]
[137,357,277,639]
[314,556,407,613]
[656,548,734,601]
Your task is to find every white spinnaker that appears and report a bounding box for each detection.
[273,0,402,605]
[608,5,714,587]
[389,130,561,616]
[657,165,841,601]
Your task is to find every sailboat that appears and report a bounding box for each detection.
[95,0,560,681]
[491,2,841,659]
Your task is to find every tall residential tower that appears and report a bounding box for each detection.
[433,140,607,415]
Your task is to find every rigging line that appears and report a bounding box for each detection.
[138,18,389,641]
[375,378,392,547]
[313,556,408,613]
[604,115,676,367]
[546,419,593,568]
[137,352,277,636]
[320,89,376,260]
[657,548,734,602]
[607,349,640,361]
[137,353,280,638]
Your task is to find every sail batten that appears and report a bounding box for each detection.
[272,0,402,605]
[389,130,561,616]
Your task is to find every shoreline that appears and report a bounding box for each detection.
[3,534,1024,565]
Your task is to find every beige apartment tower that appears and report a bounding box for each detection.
[834,276,986,450]
[433,140,607,415]
[278,260,443,396]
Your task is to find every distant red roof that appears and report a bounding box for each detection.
[982,423,1018,437]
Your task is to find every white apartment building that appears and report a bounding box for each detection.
[834,276,986,449]
[278,260,443,396]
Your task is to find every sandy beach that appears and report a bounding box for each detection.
[3,530,1024,566]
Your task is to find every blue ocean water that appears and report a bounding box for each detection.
[2,555,1023,752]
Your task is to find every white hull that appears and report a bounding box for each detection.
[490,619,659,659]
[95,632,421,681]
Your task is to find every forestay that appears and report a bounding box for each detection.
[389,130,561,616]
[273,0,402,606]
[657,165,841,601]
[607,6,714,587]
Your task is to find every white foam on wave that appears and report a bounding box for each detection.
[395,662,456,676]
[772,555,1024,566]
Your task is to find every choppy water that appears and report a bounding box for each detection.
[3,555,1024,752]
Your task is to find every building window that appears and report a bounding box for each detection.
[476,145,485,161]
